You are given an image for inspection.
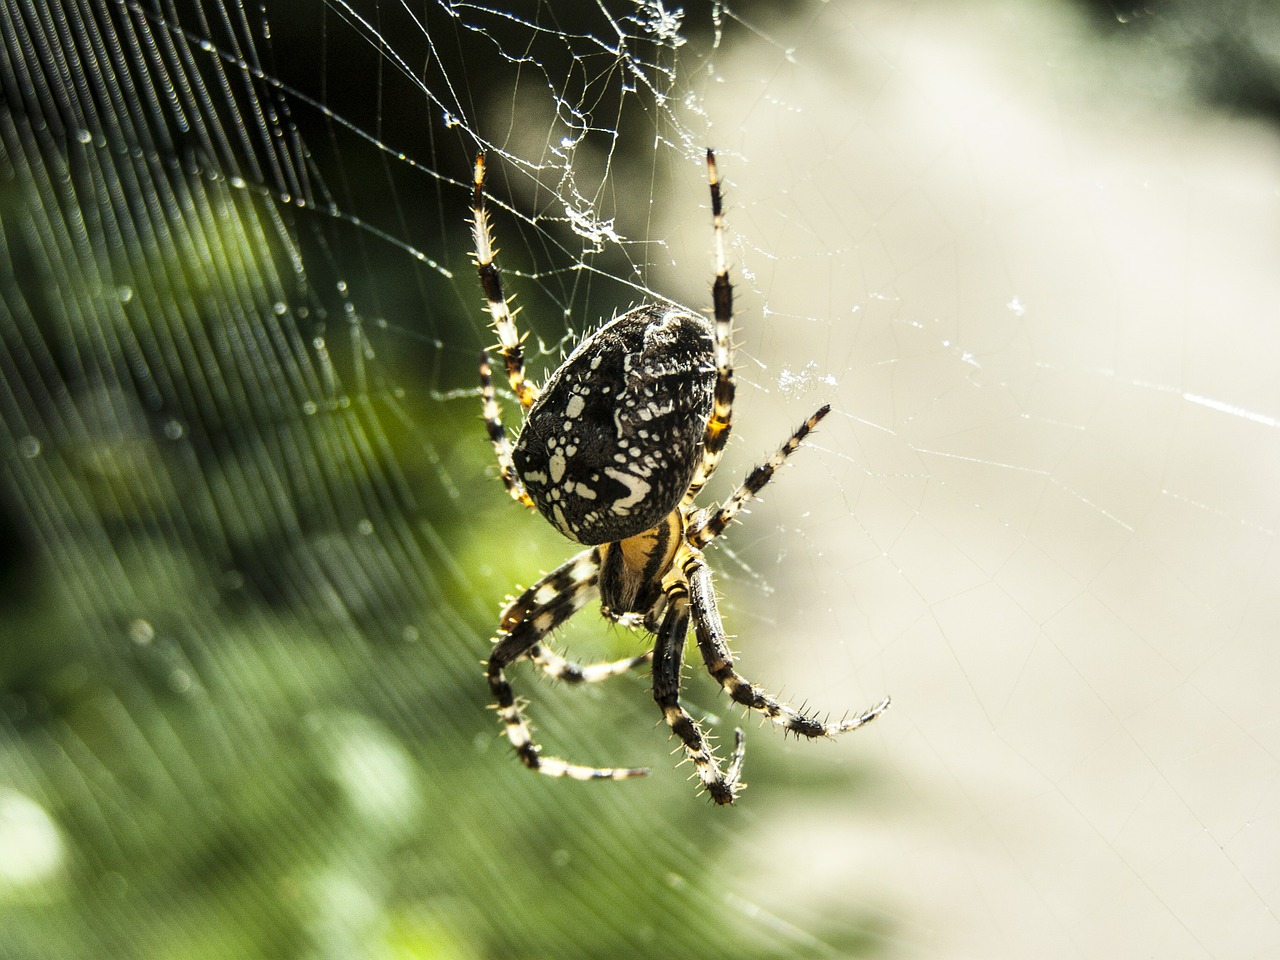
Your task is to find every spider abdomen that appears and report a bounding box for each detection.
[512,304,715,545]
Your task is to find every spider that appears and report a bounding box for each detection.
[473,149,889,804]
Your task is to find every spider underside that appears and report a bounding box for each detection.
[473,150,889,804]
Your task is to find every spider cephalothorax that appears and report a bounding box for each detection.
[473,150,888,804]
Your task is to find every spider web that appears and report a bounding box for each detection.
[2,1,1279,959]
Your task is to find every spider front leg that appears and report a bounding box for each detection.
[488,548,650,782]
[652,580,746,805]
[685,551,891,738]
[529,644,652,685]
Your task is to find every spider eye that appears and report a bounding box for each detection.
[512,304,716,544]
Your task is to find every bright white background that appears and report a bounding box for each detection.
[652,3,1280,957]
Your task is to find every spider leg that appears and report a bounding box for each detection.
[529,644,652,684]
[692,403,831,548]
[489,547,650,782]
[684,549,891,737]
[652,580,746,805]
[682,148,735,505]
[480,350,535,509]
[471,153,539,409]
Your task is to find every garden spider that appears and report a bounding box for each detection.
[474,150,889,804]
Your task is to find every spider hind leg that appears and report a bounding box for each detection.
[682,148,736,506]
[480,350,535,509]
[471,153,539,409]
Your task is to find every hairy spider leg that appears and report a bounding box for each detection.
[479,350,535,509]
[488,548,651,782]
[683,404,892,735]
[528,644,652,684]
[683,148,736,506]
[652,578,747,805]
[472,153,539,409]
[685,550,891,737]
[692,403,832,548]
[498,540,652,682]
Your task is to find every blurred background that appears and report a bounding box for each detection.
[2,0,1279,957]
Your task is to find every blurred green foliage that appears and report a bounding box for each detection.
[0,2,889,958]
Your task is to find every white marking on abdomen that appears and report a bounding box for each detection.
[603,468,650,514]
